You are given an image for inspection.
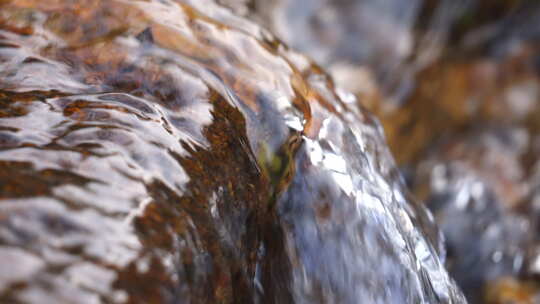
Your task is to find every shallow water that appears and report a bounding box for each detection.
[0,0,465,303]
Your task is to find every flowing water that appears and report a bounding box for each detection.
[0,0,469,303]
[238,0,540,303]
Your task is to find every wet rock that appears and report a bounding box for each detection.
[0,0,464,303]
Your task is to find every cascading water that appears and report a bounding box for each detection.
[238,0,540,303]
[0,0,471,303]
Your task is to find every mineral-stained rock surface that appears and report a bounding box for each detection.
[0,0,465,303]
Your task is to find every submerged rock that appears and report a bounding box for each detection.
[0,0,465,303]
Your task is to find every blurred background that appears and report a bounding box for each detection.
[221,0,540,303]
